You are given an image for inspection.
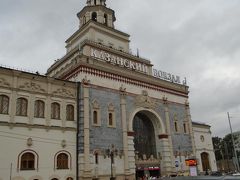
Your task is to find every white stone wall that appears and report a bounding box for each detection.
[0,125,76,180]
[0,68,77,180]
[193,124,217,173]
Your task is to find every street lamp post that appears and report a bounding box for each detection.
[107,144,116,180]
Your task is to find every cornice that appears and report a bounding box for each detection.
[66,20,129,44]
[62,64,189,97]
[0,122,76,131]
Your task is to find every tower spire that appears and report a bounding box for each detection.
[78,0,115,28]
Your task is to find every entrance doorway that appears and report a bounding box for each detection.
[201,152,210,172]
[133,111,160,179]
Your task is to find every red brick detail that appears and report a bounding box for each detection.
[127,131,135,136]
[158,134,168,139]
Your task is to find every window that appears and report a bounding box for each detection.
[92,100,100,126]
[94,0,97,5]
[183,122,189,134]
[0,95,9,114]
[109,113,113,126]
[83,16,86,24]
[21,152,35,170]
[173,114,179,133]
[108,103,115,127]
[95,152,99,164]
[183,123,187,133]
[34,100,45,118]
[16,98,28,116]
[92,12,97,21]
[93,111,98,124]
[66,178,73,180]
[66,104,74,121]
[51,179,58,180]
[174,121,178,132]
[57,153,68,169]
[104,14,108,25]
[51,102,60,119]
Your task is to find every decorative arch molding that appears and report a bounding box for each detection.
[12,176,25,180]
[49,175,61,180]
[54,150,72,170]
[29,175,43,180]
[64,174,75,180]
[17,149,39,171]
[128,107,166,134]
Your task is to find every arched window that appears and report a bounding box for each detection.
[34,100,45,118]
[21,152,35,170]
[92,100,101,126]
[104,14,108,25]
[16,98,28,116]
[93,110,98,124]
[183,122,187,133]
[57,153,69,169]
[66,104,74,121]
[109,113,113,126]
[51,102,60,119]
[108,103,115,127]
[92,12,97,21]
[0,95,9,114]
[174,121,178,132]
[66,178,73,180]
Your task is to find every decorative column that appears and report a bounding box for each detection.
[82,77,92,179]
[162,96,175,174]
[119,85,130,177]
[185,100,196,156]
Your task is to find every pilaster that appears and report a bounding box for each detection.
[162,96,175,173]
[185,100,196,156]
[119,85,130,176]
[82,77,92,178]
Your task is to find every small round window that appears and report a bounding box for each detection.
[200,135,204,142]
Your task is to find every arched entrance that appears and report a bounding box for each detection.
[130,109,165,179]
[201,152,210,172]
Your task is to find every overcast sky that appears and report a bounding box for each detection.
[0,0,240,137]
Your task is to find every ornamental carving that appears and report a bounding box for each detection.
[52,88,75,98]
[135,154,160,165]
[19,82,45,92]
[135,90,156,109]
[0,78,10,87]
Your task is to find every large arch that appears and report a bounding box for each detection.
[128,107,166,134]
[128,108,173,177]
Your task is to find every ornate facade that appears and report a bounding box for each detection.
[0,67,77,180]
[0,1,202,180]
[46,0,195,179]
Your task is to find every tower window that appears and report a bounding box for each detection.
[104,14,108,25]
[94,0,97,5]
[92,12,97,21]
